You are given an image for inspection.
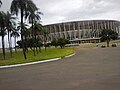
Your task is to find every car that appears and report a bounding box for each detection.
[112,43,117,47]
[101,45,106,48]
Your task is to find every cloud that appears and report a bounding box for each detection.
[1,0,120,25]
[38,0,120,25]
[0,0,120,48]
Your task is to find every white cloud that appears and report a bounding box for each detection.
[1,0,120,48]
[1,0,120,25]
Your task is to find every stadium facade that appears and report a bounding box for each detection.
[43,20,120,43]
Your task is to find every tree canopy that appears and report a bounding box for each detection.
[100,29,118,42]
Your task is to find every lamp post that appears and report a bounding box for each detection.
[107,34,109,47]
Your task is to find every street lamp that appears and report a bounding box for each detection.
[107,34,109,47]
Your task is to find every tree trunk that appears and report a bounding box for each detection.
[33,46,36,56]
[1,30,5,60]
[107,40,109,47]
[39,47,41,53]
[15,35,17,52]
[21,9,27,59]
[44,35,47,51]
[32,20,36,56]
[45,46,47,51]
[8,30,13,57]
[35,35,38,54]
[25,35,28,53]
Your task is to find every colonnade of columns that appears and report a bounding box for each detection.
[41,20,120,42]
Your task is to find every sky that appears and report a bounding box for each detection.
[0,0,120,48]
[0,0,120,25]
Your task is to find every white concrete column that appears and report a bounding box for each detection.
[110,22,113,30]
[96,21,99,37]
[108,21,110,30]
[50,26,53,41]
[78,22,80,39]
[82,21,85,38]
[63,23,67,39]
[73,23,76,39]
[59,24,62,38]
[104,21,107,29]
[87,21,91,38]
[53,25,57,39]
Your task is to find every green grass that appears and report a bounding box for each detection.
[97,40,120,46]
[78,40,120,48]
[0,48,74,66]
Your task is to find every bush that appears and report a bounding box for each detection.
[51,38,69,48]
[57,38,69,48]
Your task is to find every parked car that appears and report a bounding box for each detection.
[112,43,117,47]
[101,45,106,48]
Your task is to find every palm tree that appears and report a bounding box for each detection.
[17,22,30,52]
[0,11,6,59]
[34,23,43,54]
[27,10,43,55]
[42,27,49,50]
[28,9,43,36]
[0,0,2,7]
[5,11,16,57]
[11,29,20,52]
[10,0,38,59]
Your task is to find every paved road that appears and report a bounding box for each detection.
[0,47,120,90]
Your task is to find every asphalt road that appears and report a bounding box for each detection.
[0,47,120,90]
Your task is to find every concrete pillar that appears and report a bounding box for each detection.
[63,23,67,39]
[59,24,62,38]
[54,25,57,39]
[78,22,80,39]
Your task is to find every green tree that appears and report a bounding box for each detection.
[10,0,38,59]
[11,29,20,52]
[33,23,43,54]
[17,22,30,52]
[57,38,69,48]
[100,29,118,47]
[51,39,58,48]
[28,9,43,55]
[0,11,7,59]
[36,38,43,53]
[17,40,22,48]
[5,11,16,57]
[42,27,49,50]
[28,9,43,37]
[0,0,2,7]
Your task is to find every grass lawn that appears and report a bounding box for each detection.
[0,48,75,66]
[96,40,120,46]
[78,40,120,48]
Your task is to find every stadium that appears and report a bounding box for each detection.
[43,20,120,44]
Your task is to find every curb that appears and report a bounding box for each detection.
[0,53,75,69]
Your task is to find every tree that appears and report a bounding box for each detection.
[0,11,7,59]
[10,0,38,59]
[57,38,69,48]
[27,9,43,55]
[0,0,2,7]
[17,40,22,48]
[28,9,43,37]
[17,22,30,52]
[33,23,43,54]
[42,27,49,50]
[11,29,20,52]
[100,29,118,47]
[51,39,58,48]
[5,11,16,57]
